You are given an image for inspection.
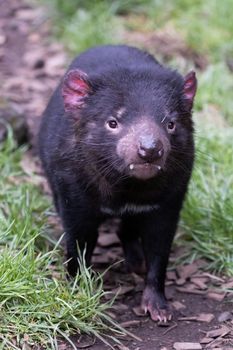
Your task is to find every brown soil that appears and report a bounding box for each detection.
[1,1,233,349]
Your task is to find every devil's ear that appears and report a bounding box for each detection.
[62,69,91,112]
[183,71,197,111]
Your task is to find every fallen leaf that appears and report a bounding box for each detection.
[20,154,40,175]
[200,337,212,344]
[178,316,198,322]
[167,271,177,280]
[131,272,144,284]
[176,263,198,280]
[178,313,214,323]
[176,278,186,286]
[173,342,202,349]
[176,287,206,295]
[222,281,233,289]
[111,285,135,296]
[207,292,226,302]
[172,301,186,311]
[190,277,208,290]
[110,303,129,312]
[133,306,146,317]
[116,345,130,350]
[196,313,214,323]
[206,325,230,338]
[120,320,141,328]
[201,273,225,283]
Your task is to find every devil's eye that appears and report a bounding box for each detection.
[107,119,118,129]
[167,121,176,132]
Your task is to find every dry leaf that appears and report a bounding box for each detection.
[173,342,202,349]
[206,325,230,338]
[111,285,134,296]
[20,154,40,175]
[207,292,226,302]
[200,337,212,344]
[120,320,141,328]
[176,278,186,286]
[111,303,129,312]
[167,271,177,280]
[116,345,130,350]
[176,263,198,280]
[196,313,214,323]
[222,281,233,289]
[132,306,146,317]
[201,273,225,283]
[172,301,186,310]
[190,277,208,290]
[176,287,206,295]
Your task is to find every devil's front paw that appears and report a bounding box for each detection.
[141,285,172,322]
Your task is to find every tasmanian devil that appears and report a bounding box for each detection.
[38,45,197,322]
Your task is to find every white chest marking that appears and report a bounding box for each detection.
[100,203,160,216]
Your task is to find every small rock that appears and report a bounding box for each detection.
[218,311,232,322]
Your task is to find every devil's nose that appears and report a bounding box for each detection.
[138,138,164,162]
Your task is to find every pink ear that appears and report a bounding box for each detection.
[183,71,197,110]
[62,69,91,112]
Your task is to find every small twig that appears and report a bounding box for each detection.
[163,322,177,335]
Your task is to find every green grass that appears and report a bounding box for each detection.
[0,134,124,349]
[45,0,233,62]
[45,0,123,54]
[195,63,233,125]
[180,120,233,275]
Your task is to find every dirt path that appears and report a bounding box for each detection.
[1,1,233,349]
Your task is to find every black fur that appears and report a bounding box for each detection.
[39,45,195,320]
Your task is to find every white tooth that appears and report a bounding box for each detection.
[157,166,161,170]
[129,164,134,170]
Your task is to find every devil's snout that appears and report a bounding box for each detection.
[138,135,164,163]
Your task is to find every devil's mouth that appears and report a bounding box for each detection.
[129,163,162,171]
[128,162,163,180]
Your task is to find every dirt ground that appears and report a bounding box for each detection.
[0,1,233,349]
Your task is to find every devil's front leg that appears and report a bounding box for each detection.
[140,200,183,322]
[118,215,145,274]
[58,189,101,277]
